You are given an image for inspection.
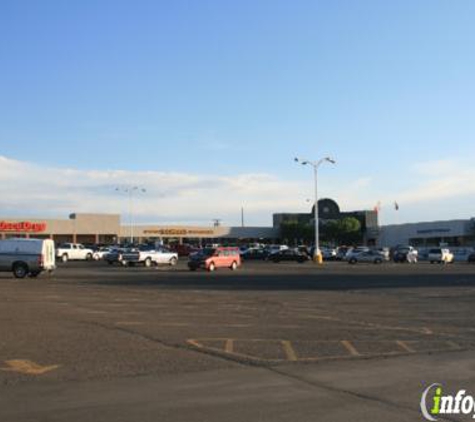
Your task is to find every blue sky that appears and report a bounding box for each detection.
[1,0,474,225]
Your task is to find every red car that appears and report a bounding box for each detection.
[188,247,241,271]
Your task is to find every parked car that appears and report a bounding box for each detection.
[188,247,241,271]
[468,252,475,263]
[241,248,270,260]
[0,238,56,278]
[344,247,370,260]
[104,247,128,265]
[170,243,201,257]
[335,246,351,261]
[346,250,386,264]
[264,244,289,256]
[453,248,474,262]
[121,246,178,267]
[393,246,418,263]
[321,247,337,260]
[428,248,454,264]
[56,243,94,262]
[345,246,370,259]
[270,248,310,263]
[92,246,116,261]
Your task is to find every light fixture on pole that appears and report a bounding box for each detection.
[294,156,336,264]
[115,185,146,244]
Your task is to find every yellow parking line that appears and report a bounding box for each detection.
[1,360,60,375]
[281,340,298,361]
[225,339,234,354]
[396,340,416,353]
[341,340,360,356]
[187,339,204,349]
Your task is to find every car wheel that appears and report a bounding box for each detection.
[374,259,382,264]
[144,257,152,267]
[61,254,69,263]
[107,260,113,265]
[349,258,357,264]
[169,257,178,266]
[86,253,93,261]
[230,261,237,270]
[13,263,29,279]
[93,254,100,261]
[208,262,216,272]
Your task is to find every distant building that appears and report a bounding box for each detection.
[273,198,379,245]
[378,218,475,247]
[0,213,279,245]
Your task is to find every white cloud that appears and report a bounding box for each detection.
[0,156,313,226]
[0,156,473,226]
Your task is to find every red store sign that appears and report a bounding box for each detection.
[0,221,47,233]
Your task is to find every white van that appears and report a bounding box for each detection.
[0,238,56,278]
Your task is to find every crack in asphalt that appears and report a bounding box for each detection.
[268,365,460,422]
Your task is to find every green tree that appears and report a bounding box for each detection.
[280,221,313,244]
[321,217,362,245]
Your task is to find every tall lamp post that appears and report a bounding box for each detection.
[294,156,336,264]
[115,185,146,244]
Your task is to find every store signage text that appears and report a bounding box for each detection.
[0,221,47,233]
[143,228,215,236]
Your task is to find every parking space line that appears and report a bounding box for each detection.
[187,339,204,349]
[281,340,298,361]
[225,339,234,354]
[1,360,60,375]
[396,340,416,353]
[341,340,360,356]
[187,337,464,363]
[446,341,461,350]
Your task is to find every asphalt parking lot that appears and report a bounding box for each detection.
[1,260,475,421]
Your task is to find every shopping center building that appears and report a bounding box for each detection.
[2,209,473,248]
[0,213,279,245]
[378,218,475,248]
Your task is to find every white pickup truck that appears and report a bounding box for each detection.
[56,243,94,262]
[121,246,178,267]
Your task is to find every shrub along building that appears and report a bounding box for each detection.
[273,198,379,246]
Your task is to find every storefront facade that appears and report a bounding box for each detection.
[0,213,279,244]
[378,218,475,248]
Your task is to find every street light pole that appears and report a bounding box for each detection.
[313,163,319,263]
[294,156,336,264]
[115,185,146,244]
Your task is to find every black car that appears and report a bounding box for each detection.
[241,248,270,261]
[270,248,310,263]
[104,247,129,265]
[393,249,409,263]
